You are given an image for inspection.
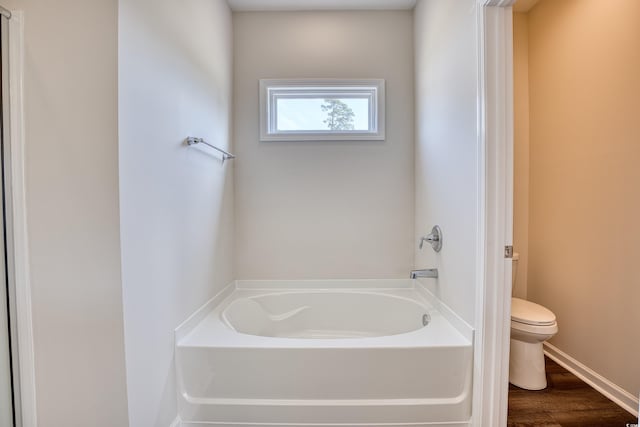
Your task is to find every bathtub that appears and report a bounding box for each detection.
[175,280,473,427]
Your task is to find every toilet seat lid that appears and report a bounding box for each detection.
[511,298,556,326]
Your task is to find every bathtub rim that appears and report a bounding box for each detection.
[175,279,473,344]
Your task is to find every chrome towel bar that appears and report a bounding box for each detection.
[186,137,236,164]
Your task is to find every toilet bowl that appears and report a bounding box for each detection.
[509,298,558,390]
[509,253,558,390]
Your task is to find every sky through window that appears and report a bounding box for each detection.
[276,98,369,131]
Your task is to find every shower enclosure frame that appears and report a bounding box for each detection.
[0,10,35,427]
[473,1,516,427]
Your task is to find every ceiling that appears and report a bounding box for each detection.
[513,0,540,13]
[227,0,417,11]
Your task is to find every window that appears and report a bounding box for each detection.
[259,79,385,141]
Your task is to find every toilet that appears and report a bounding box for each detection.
[509,254,558,390]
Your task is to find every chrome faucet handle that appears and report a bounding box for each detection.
[418,225,443,252]
[419,234,437,249]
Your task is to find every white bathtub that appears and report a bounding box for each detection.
[175,280,473,427]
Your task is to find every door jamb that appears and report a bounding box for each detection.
[4,11,36,427]
[473,1,515,426]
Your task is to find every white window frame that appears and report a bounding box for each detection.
[259,79,386,142]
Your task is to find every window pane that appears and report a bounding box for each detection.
[276,97,370,132]
[260,79,385,141]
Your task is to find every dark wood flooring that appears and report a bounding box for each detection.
[508,357,637,427]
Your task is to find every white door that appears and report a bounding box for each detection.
[0,13,14,427]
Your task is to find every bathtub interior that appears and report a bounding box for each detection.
[222,290,431,339]
[175,280,474,426]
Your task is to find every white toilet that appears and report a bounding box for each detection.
[509,254,558,390]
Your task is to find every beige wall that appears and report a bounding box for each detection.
[119,0,234,425]
[233,11,415,279]
[513,13,529,299]
[3,0,129,425]
[522,0,640,397]
[414,0,479,325]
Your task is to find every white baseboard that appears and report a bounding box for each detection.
[169,416,181,427]
[544,342,639,417]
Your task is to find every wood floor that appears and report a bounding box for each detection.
[508,357,637,427]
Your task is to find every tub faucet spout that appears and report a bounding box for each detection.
[410,268,438,279]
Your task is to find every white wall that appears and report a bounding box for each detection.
[233,11,415,279]
[118,0,234,425]
[2,0,130,425]
[414,0,479,325]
